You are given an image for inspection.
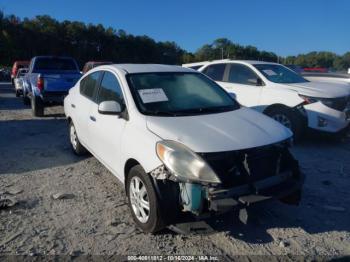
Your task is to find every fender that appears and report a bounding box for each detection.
[259,87,304,112]
[120,113,163,184]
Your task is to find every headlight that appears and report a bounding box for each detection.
[156,140,221,184]
[299,95,319,104]
[299,95,335,108]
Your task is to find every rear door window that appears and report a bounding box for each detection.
[202,64,226,81]
[228,64,260,86]
[80,71,102,101]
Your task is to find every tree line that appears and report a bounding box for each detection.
[0,11,349,72]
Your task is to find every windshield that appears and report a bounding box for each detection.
[127,72,239,116]
[33,58,79,72]
[254,64,309,84]
[17,70,27,77]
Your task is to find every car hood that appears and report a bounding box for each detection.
[146,107,292,153]
[283,81,350,98]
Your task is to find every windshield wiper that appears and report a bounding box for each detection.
[173,106,234,114]
[143,110,179,116]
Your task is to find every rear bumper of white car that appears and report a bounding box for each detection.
[14,79,22,91]
[304,102,350,133]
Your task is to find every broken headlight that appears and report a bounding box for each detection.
[156,140,221,184]
[299,95,336,109]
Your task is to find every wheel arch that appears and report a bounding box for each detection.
[124,158,141,185]
[263,103,292,115]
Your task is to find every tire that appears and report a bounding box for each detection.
[69,122,87,155]
[266,106,304,141]
[280,190,302,205]
[23,93,30,105]
[126,165,165,233]
[31,95,44,117]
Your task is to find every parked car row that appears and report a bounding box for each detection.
[183,60,350,139]
[11,57,113,116]
[11,60,30,85]
[0,68,11,81]
[7,57,349,233]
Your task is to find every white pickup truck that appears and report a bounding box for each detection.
[183,60,350,139]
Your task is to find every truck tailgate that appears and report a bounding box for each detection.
[42,73,81,92]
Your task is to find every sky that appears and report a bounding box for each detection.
[1,0,349,56]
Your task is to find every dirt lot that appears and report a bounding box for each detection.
[0,82,349,259]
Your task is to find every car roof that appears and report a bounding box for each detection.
[86,61,113,64]
[110,64,194,74]
[203,59,280,66]
[33,56,75,59]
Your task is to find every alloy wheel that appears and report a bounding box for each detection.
[70,125,78,150]
[129,176,150,223]
[272,114,292,129]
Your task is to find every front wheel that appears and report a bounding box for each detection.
[266,107,304,141]
[126,165,165,233]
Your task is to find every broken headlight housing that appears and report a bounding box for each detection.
[299,95,336,109]
[156,140,221,184]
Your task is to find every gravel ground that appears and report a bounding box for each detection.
[0,82,349,259]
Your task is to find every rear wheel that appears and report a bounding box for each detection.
[126,165,165,233]
[23,92,30,105]
[266,106,304,141]
[69,122,87,155]
[31,95,44,117]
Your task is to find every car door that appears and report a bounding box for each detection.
[220,63,263,109]
[74,71,102,147]
[88,70,127,178]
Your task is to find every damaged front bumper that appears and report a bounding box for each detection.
[207,169,304,212]
[151,143,305,218]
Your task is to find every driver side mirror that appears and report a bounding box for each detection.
[98,101,122,115]
[247,78,264,86]
[256,78,264,86]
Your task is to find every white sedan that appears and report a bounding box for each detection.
[186,60,350,139]
[64,64,303,233]
[14,68,28,97]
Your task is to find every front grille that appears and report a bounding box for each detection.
[198,145,281,188]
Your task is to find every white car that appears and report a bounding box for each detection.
[64,64,303,233]
[189,60,350,138]
[14,68,28,97]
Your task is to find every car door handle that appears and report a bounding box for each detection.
[71,103,76,108]
[90,116,96,122]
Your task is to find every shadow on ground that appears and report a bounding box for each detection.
[0,118,86,174]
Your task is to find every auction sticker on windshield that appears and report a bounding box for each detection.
[263,69,278,76]
[138,88,169,103]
